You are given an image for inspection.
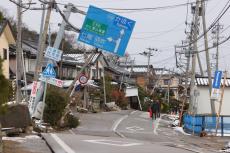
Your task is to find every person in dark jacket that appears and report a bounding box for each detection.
[151,101,157,120]
[156,100,161,118]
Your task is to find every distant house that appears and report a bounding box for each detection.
[0,19,16,79]
[9,40,50,81]
[120,64,156,89]
[61,52,109,80]
[154,68,180,100]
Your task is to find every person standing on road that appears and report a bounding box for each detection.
[151,101,157,120]
[156,100,161,118]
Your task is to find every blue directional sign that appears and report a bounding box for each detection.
[212,71,222,89]
[78,5,136,56]
[42,63,56,78]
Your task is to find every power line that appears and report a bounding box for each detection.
[9,0,49,10]
[54,0,211,13]
[177,0,230,48]
[133,22,184,39]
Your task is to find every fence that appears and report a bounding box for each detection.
[183,114,230,136]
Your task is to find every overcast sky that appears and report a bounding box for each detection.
[1,0,230,74]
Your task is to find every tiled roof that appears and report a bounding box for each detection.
[196,77,230,87]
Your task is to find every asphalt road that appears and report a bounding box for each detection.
[42,110,227,153]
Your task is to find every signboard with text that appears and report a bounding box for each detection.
[39,75,64,88]
[45,46,63,61]
[78,5,135,56]
[28,81,40,115]
[211,70,223,99]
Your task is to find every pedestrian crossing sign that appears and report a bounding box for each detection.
[42,63,56,78]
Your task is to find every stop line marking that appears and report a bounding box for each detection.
[83,139,143,147]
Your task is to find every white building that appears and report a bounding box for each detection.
[193,77,230,115]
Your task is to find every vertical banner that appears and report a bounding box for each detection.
[211,71,223,99]
[28,81,40,115]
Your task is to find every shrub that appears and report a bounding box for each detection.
[65,113,79,128]
[0,58,9,113]
[43,86,69,126]
[111,90,128,109]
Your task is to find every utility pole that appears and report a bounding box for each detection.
[212,23,223,71]
[34,0,53,80]
[179,34,192,126]
[16,0,23,103]
[195,7,204,76]
[201,0,216,114]
[34,3,46,80]
[189,0,200,113]
[53,3,73,48]
[140,48,158,91]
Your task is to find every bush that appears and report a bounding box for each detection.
[161,102,170,113]
[65,113,79,128]
[0,58,9,113]
[43,86,69,126]
[111,90,128,109]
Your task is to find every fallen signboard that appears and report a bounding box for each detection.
[39,75,64,88]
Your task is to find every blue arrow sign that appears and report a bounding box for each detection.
[42,63,56,78]
[212,71,222,89]
[78,5,135,56]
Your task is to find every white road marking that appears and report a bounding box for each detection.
[83,139,143,147]
[126,126,144,132]
[50,133,76,153]
[112,115,128,131]
[153,118,160,135]
[130,110,138,115]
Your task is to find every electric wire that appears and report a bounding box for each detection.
[54,0,211,12]
[9,0,49,10]
[177,0,230,48]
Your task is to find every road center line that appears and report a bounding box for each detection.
[50,133,76,153]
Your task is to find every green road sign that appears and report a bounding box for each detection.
[84,18,107,36]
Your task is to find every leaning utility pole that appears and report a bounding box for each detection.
[212,23,223,71]
[201,0,216,114]
[189,0,200,113]
[140,48,158,91]
[34,0,53,80]
[16,0,23,103]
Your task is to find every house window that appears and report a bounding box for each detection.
[92,69,96,79]
[3,48,7,60]
[164,79,171,85]
[99,68,103,78]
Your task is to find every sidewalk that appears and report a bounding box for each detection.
[158,114,229,153]
[2,134,52,153]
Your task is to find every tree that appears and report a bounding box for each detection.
[0,58,10,152]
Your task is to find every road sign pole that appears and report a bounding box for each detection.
[40,80,48,123]
[67,52,96,96]
[215,71,227,135]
